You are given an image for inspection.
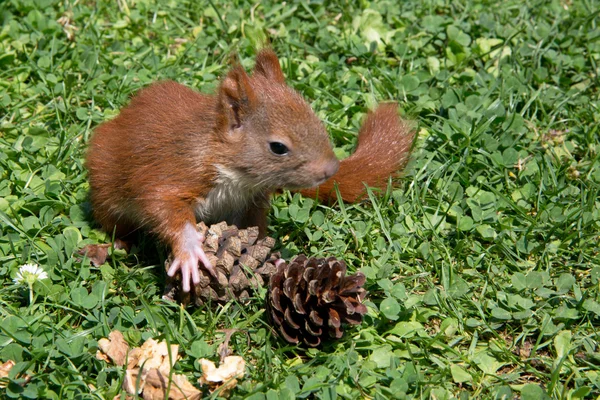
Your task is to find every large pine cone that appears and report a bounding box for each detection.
[267,255,368,347]
[163,221,278,306]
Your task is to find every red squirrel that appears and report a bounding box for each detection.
[86,49,415,292]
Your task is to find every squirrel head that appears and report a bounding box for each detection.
[215,50,339,190]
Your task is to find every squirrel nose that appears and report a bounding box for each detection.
[322,159,339,181]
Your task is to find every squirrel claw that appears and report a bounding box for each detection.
[195,245,217,279]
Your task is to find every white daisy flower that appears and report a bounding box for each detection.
[13,263,49,304]
[13,263,49,285]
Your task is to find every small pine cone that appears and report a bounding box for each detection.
[267,255,368,347]
[163,221,278,306]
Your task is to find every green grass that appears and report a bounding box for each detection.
[1,0,600,398]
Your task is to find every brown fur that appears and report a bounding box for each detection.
[300,103,415,202]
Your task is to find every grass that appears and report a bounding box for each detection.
[1,0,599,398]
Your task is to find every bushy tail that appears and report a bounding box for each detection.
[300,103,416,203]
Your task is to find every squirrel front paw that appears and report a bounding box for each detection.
[167,222,217,292]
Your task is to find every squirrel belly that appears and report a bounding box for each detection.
[300,103,415,203]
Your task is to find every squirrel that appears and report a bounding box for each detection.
[86,49,415,292]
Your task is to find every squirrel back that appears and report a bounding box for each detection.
[300,103,415,203]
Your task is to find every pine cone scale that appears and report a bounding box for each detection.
[283,277,298,300]
[305,321,322,336]
[340,273,366,294]
[293,294,307,314]
[270,287,284,313]
[302,267,315,282]
[279,324,299,344]
[284,307,301,330]
[309,310,324,326]
[328,308,341,328]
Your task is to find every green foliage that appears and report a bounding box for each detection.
[1,0,599,398]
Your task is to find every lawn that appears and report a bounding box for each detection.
[1,0,599,398]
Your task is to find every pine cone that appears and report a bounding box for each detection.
[163,221,279,306]
[267,255,368,347]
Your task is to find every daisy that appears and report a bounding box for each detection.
[13,263,48,285]
[13,263,48,304]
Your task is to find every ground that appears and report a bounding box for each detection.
[1,0,599,398]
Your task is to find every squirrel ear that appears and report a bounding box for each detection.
[253,49,285,84]
[218,66,257,129]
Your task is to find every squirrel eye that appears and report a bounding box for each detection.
[269,142,289,156]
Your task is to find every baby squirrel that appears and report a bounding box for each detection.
[86,49,415,292]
